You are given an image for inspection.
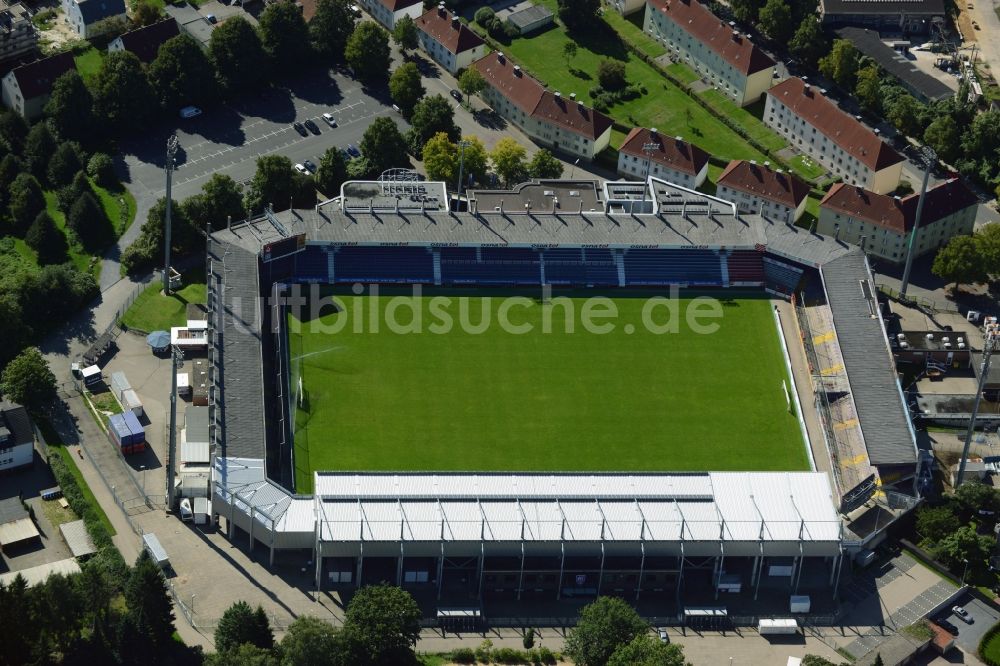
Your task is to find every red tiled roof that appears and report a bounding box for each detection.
[116,18,180,63]
[417,7,484,54]
[819,178,978,233]
[380,0,421,12]
[645,0,774,75]
[9,51,75,100]
[619,127,709,176]
[717,159,809,208]
[767,77,903,171]
[473,53,613,141]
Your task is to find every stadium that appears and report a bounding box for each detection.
[206,175,919,622]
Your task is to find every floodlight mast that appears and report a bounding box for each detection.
[957,320,1000,486]
[642,137,658,213]
[899,146,936,299]
[163,135,180,294]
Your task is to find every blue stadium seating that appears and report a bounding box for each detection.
[763,257,804,295]
[726,251,765,285]
[293,247,329,282]
[334,246,433,284]
[440,246,540,285]
[622,249,722,286]
[541,249,618,286]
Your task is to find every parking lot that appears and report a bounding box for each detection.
[940,594,1000,654]
[120,67,407,204]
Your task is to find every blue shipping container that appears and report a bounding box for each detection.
[122,411,145,445]
[108,413,131,448]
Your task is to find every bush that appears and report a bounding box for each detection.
[475,639,493,663]
[536,646,556,665]
[492,647,529,664]
[473,6,495,25]
[523,628,535,649]
[450,647,476,664]
[87,153,116,189]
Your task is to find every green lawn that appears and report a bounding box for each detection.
[601,9,666,59]
[89,389,123,415]
[697,91,787,155]
[73,45,103,85]
[502,25,769,162]
[44,191,96,277]
[120,278,207,332]
[91,178,137,235]
[982,625,1000,663]
[665,62,700,85]
[289,290,807,492]
[789,155,828,181]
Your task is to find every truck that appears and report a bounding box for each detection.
[142,533,169,570]
[758,618,799,635]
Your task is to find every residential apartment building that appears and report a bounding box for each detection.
[358,0,422,30]
[818,178,978,263]
[62,0,126,38]
[643,0,776,107]
[0,1,38,64]
[610,0,645,16]
[0,401,34,472]
[617,126,709,189]
[417,5,486,75]
[716,159,810,222]
[765,77,903,194]
[108,18,179,63]
[1,51,75,119]
[473,52,612,161]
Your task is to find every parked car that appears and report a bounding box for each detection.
[205,13,217,23]
[346,144,361,158]
[293,121,308,136]
[658,629,669,643]
[303,159,317,173]
[349,3,360,14]
[294,163,309,174]
[179,106,202,119]
[450,89,463,102]
[322,112,337,127]
[953,606,973,623]
[304,119,320,134]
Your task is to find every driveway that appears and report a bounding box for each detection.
[944,595,1000,655]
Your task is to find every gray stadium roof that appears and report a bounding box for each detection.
[821,252,917,466]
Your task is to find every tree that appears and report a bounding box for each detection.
[924,115,960,164]
[0,153,19,213]
[558,0,600,32]
[9,173,46,235]
[976,223,1000,276]
[392,14,418,53]
[315,147,349,196]
[528,149,564,179]
[757,0,793,43]
[132,0,162,26]
[565,597,649,666]
[45,71,95,144]
[342,584,421,665]
[345,22,392,83]
[121,197,199,274]
[67,191,112,251]
[0,110,28,153]
[932,235,986,291]
[279,616,342,666]
[259,1,311,71]
[24,122,57,181]
[956,481,998,515]
[57,170,92,213]
[916,505,957,542]
[885,93,925,137]
[205,643,280,666]
[460,135,488,185]
[458,68,486,99]
[245,155,297,214]
[125,551,175,647]
[789,16,828,68]
[0,347,56,408]
[25,212,68,265]
[91,15,128,39]
[182,173,246,230]
[818,39,860,89]
[310,0,356,61]
[607,634,687,666]
[474,6,495,27]
[93,51,156,133]
[47,142,84,187]
[490,138,528,186]
[597,59,627,91]
[389,63,425,117]
[854,65,882,112]
[936,524,993,567]
[87,153,117,189]
[801,657,840,666]
[409,94,460,150]
[563,42,578,66]
[729,0,759,23]
[215,601,274,654]
[210,17,270,97]
[359,117,409,174]
[423,132,458,182]
[873,654,884,666]
[149,34,217,110]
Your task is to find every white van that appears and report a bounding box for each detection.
[179,106,202,119]
[179,497,193,522]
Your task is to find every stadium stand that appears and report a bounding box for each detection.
[334,246,434,284]
[293,246,330,283]
[540,248,619,285]
[726,250,765,285]
[763,256,805,295]
[623,249,723,286]
[440,246,541,285]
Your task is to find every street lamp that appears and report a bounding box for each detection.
[962,558,970,584]
[456,139,471,207]
[641,137,659,213]
[140,465,146,496]
[191,594,196,613]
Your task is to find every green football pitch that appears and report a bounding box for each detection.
[288,289,808,493]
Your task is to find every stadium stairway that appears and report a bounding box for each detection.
[719,251,730,287]
[327,248,336,283]
[614,252,626,287]
[431,250,442,286]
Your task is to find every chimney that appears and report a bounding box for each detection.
[804,83,811,94]
[555,91,562,100]
[650,127,658,138]
[675,135,682,143]
[764,161,770,167]
[570,92,576,101]
[732,30,739,41]
[437,0,444,10]
[497,52,505,63]
[452,16,459,28]
[513,64,521,76]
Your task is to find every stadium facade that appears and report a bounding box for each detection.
[205,177,919,614]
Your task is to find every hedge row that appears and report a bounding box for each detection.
[450,645,558,665]
[979,621,1000,666]
[49,450,125,571]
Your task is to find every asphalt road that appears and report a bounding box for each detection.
[119,67,406,205]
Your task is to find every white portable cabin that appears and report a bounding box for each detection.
[110,371,131,401]
[120,389,144,418]
[142,533,169,569]
[193,497,210,525]
[758,618,798,635]
[80,365,102,386]
[789,595,811,613]
[177,372,191,399]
